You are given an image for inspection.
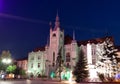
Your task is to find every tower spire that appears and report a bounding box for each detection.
[54,11,60,29]
[72,30,76,43]
[47,36,49,46]
[73,30,75,41]
[49,21,52,28]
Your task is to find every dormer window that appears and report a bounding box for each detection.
[53,33,56,37]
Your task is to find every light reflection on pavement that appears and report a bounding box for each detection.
[0,79,103,84]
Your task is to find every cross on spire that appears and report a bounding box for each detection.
[73,30,75,41]
[72,30,76,43]
[54,11,60,29]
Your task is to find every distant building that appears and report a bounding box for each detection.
[16,57,28,72]
[28,49,46,77]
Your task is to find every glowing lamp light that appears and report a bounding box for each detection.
[62,70,76,84]
[50,71,55,78]
[89,69,97,79]
[1,74,5,79]
[115,74,120,79]
[7,59,12,64]
[2,58,12,64]
[2,59,6,63]
[27,70,31,73]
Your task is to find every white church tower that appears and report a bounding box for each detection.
[48,13,64,68]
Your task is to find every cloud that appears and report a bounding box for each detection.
[0,13,48,24]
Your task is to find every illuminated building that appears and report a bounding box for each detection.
[27,14,119,80]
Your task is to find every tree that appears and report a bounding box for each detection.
[101,38,118,77]
[14,67,26,78]
[102,38,117,72]
[56,47,63,81]
[55,47,66,81]
[102,38,118,62]
[0,59,7,71]
[1,50,12,59]
[14,67,26,75]
[73,49,89,83]
[14,67,21,75]
[6,65,16,74]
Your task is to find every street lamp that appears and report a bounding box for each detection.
[1,58,12,79]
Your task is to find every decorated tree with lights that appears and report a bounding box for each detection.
[73,49,89,83]
[102,38,117,61]
[100,37,118,78]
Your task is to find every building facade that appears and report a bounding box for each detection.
[27,14,118,79]
[27,14,79,78]
[16,58,28,72]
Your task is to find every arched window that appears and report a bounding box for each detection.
[52,63,55,67]
[67,63,70,68]
[66,52,70,62]
[53,33,56,37]
[31,63,33,68]
[60,34,62,38]
[38,56,41,60]
[31,57,34,60]
[38,63,40,68]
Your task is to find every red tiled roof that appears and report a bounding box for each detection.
[16,57,28,61]
[77,36,113,46]
[64,35,113,46]
[64,35,73,45]
[33,46,45,52]
[32,36,114,51]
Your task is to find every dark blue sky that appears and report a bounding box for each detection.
[0,0,120,59]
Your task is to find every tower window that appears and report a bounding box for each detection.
[38,63,40,68]
[67,63,70,68]
[66,53,70,62]
[52,63,55,67]
[60,34,62,38]
[38,56,41,60]
[31,63,33,68]
[31,57,34,60]
[53,52,55,61]
[53,33,56,37]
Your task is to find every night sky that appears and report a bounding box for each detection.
[0,0,120,59]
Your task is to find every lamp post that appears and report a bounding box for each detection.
[1,58,12,79]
